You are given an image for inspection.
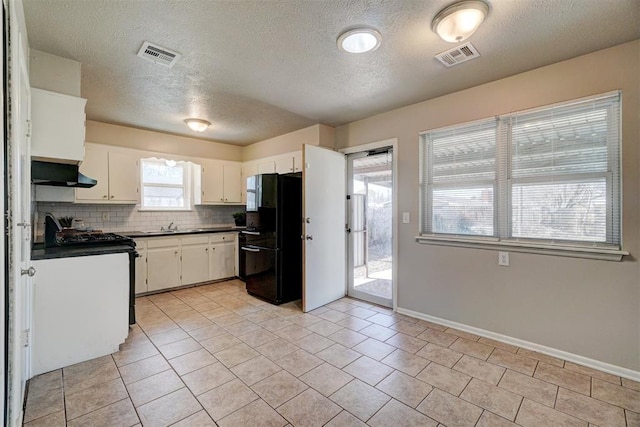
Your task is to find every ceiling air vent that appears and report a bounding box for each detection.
[137,41,181,68]
[435,42,480,68]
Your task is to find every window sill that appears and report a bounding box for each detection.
[415,235,629,261]
[137,208,193,212]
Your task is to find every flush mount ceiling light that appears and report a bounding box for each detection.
[184,118,211,132]
[432,0,489,43]
[337,28,382,53]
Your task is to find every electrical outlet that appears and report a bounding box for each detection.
[402,212,410,224]
[102,212,110,222]
[498,251,510,266]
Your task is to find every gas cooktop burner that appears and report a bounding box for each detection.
[57,232,134,247]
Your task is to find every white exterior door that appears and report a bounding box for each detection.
[302,145,346,312]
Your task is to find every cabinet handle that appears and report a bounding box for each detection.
[110,195,114,199]
[103,195,108,199]
[220,198,224,201]
[174,251,178,255]
[205,248,208,251]
[224,198,228,202]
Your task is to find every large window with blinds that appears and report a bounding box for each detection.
[420,91,621,249]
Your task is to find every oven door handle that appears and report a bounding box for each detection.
[241,246,260,252]
[241,231,261,236]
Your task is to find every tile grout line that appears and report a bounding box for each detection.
[26,280,637,427]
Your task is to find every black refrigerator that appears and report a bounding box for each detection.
[239,173,302,304]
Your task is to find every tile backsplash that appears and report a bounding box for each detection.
[35,203,243,235]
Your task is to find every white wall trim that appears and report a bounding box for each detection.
[396,306,640,382]
[339,138,398,155]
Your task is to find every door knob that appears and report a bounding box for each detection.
[305,235,313,240]
[21,266,36,277]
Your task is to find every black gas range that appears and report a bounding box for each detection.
[55,232,135,247]
[44,213,135,249]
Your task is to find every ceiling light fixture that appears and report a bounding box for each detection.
[337,28,382,53]
[432,0,489,43]
[184,118,211,132]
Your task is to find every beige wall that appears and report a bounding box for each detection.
[85,121,242,161]
[335,40,640,371]
[87,120,336,164]
[242,124,335,161]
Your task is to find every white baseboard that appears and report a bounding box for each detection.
[396,307,640,382]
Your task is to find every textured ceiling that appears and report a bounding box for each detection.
[22,0,640,146]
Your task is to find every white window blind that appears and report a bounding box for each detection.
[421,119,497,237]
[420,91,621,250]
[506,93,620,245]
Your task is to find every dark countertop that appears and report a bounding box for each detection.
[122,226,245,238]
[32,243,135,261]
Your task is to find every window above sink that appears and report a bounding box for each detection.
[140,157,200,211]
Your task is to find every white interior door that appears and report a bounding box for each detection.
[302,144,346,312]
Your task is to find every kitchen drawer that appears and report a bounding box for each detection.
[147,237,180,249]
[134,239,146,250]
[209,233,236,244]
[181,235,209,245]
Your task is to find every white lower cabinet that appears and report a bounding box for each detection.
[146,238,181,292]
[135,232,237,295]
[134,239,148,294]
[181,235,210,285]
[210,233,236,280]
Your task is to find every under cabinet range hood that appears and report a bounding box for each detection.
[31,161,97,188]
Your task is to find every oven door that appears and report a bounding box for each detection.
[240,245,280,303]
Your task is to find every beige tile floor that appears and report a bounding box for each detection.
[23,279,640,427]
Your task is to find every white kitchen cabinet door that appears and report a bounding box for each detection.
[108,151,139,202]
[30,88,87,164]
[147,247,181,291]
[293,151,303,172]
[223,164,242,203]
[210,241,235,280]
[76,146,109,201]
[134,240,147,294]
[275,155,294,174]
[181,244,210,285]
[202,160,224,203]
[258,161,275,174]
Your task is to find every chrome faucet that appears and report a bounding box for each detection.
[161,222,178,231]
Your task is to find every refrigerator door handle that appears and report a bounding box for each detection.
[241,246,260,252]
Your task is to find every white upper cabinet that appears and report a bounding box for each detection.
[201,160,242,204]
[293,150,303,172]
[31,88,87,164]
[76,144,139,203]
[258,161,275,174]
[275,155,294,174]
[223,164,242,203]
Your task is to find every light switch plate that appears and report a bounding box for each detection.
[498,251,510,266]
[402,212,410,223]
[102,212,110,222]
